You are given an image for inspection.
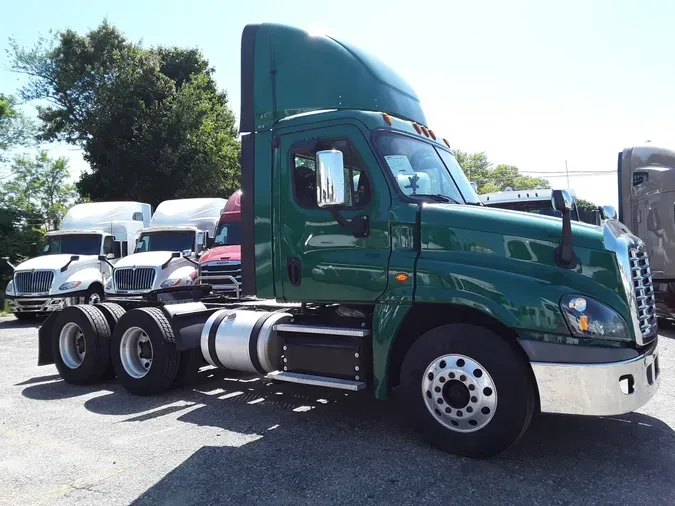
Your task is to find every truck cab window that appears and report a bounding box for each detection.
[135,231,195,253]
[44,234,102,256]
[376,132,479,204]
[292,139,371,208]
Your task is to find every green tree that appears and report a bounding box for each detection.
[0,93,36,168]
[575,198,600,224]
[9,21,240,207]
[454,149,550,193]
[0,151,79,231]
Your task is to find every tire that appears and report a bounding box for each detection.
[400,323,536,458]
[95,303,127,380]
[14,312,35,322]
[52,305,112,385]
[111,307,180,396]
[85,285,104,305]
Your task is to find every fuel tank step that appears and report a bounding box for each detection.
[272,323,370,337]
[266,371,366,391]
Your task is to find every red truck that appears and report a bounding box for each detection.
[198,189,242,294]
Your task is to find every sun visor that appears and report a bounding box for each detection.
[240,23,426,133]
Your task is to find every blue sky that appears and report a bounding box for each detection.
[2,0,674,207]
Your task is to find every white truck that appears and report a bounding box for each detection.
[479,188,582,221]
[4,201,151,320]
[104,198,226,299]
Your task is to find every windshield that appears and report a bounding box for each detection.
[44,234,102,256]
[214,221,241,246]
[135,231,195,253]
[375,132,480,204]
[488,201,581,221]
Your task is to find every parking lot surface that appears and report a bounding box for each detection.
[1,316,674,506]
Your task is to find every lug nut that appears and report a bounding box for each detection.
[355,353,359,358]
[355,366,360,371]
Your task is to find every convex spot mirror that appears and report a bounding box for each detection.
[316,149,345,208]
[600,205,618,221]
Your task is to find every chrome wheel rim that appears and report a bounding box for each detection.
[422,354,497,433]
[120,326,153,379]
[59,322,86,369]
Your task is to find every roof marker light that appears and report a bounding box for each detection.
[382,113,392,126]
[429,129,436,140]
[421,126,430,137]
[413,122,422,134]
[443,138,450,148]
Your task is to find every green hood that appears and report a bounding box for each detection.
[421,204,605,252]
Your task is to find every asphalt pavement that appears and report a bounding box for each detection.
[1,315,674,506]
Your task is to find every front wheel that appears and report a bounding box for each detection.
[85,285,104,305]
[400,323,536,458]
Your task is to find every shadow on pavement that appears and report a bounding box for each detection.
[0,318,44,330]
[23,366,666,505]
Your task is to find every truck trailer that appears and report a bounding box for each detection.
[37,23,660,458]
[4,201,151,319]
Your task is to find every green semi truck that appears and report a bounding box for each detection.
[37,23,660,458]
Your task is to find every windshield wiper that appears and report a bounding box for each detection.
[412,194,461,204]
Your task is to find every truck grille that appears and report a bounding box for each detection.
[629,245,657,344]
[114,268,156,292]
[199,261,241,292]
[14,271,54,294]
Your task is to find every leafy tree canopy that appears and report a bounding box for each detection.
[454,149,550,194]
[9,20,240,207]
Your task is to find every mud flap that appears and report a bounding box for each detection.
[37,311,58,366]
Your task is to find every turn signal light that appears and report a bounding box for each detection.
[394,272,409,283]
[579,314,589,332]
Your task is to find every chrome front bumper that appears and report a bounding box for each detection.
[8,297,66,313]
[532,341,660,416]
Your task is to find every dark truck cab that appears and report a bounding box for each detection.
[38,23,660,458]
[618,146,675,320]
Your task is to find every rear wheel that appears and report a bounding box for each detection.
[400,323,536,458]
[52,305,111,385]
[111,308,180,395]
[95,303,127,380]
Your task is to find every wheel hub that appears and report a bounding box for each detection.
[59,322,86,369]
[120,327,154,378]
[443,380,470,409]
[421,354,497,433]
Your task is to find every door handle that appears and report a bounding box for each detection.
[287,257,301,286]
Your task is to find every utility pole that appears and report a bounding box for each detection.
[565,160,570,188]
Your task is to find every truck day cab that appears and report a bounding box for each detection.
[104,198,226,299]
[5,202,150,319]
[198,189,242,294]
[39,23,660,458]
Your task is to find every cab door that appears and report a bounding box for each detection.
[276,123,391,302]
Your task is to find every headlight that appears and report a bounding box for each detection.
[560,294,631,341]
[59,281,81,291]
[160,278,182,288]
[5,281,14,294]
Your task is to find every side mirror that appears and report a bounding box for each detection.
[551,189,574,212]
[132,212,144,221]
[600,205,618,221]
[182,249,192,257]
[112,241,122,258]
[316,149,345,208]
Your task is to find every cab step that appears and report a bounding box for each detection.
[273,323,370,337]
[266,371,366,391]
